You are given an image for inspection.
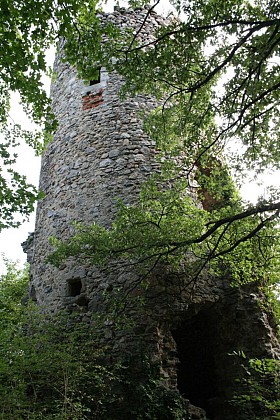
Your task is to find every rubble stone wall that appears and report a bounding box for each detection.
[28,7,167,311]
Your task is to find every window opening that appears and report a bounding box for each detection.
[29,285,37,301]
[89,68,101,85]
[68,278,82,297]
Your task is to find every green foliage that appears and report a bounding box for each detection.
[47,172,280,289]
[0,168,44,229]
[67,0,280,176]
[232,353,280,419]
[0,257,29,325]
[109,355,189,420]
[0,261,188,419]
[2,0,280,277]
[43,0,280,292]
[259,282,280,337]
[0,260,115,419]
[0,0,100,228]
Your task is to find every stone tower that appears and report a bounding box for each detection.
[27,7,166,311]
[25,7,279,420]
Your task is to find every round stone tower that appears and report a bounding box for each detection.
[28,7,168,312]
[25,7,279,420]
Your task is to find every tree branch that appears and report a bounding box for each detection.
[212,210,280,258]
[168,202,280,249]
[123,18,280,54]
[126,0,161,54]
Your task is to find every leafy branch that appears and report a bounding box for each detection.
[47,192,280,288]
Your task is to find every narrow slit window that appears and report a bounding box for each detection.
[68,278,82,297]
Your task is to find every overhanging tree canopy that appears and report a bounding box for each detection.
[1,0,279,286]
[0,0,98,229]
[48,0,280,287]
[67,0,280,179]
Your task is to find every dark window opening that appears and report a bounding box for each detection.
[29,285,37,302]
[68,278,82,297]
[172,310,220,420]
[89,68,101,85]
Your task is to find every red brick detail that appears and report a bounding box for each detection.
[82,89,104,110]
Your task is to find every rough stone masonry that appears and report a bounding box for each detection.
[24,6,279,420]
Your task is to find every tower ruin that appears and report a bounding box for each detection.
[24,6,279,420]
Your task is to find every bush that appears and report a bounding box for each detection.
[232,352,280,420]
[0,261,188,419]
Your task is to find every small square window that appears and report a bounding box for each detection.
[68,278,82,297]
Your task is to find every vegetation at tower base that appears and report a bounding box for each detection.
[0,262,192,420]
[230,352,280,420]
[0,262,279,420]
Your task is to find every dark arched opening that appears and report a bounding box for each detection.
[172,309,221,419]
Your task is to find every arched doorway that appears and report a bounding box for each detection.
[172,308,226,419]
